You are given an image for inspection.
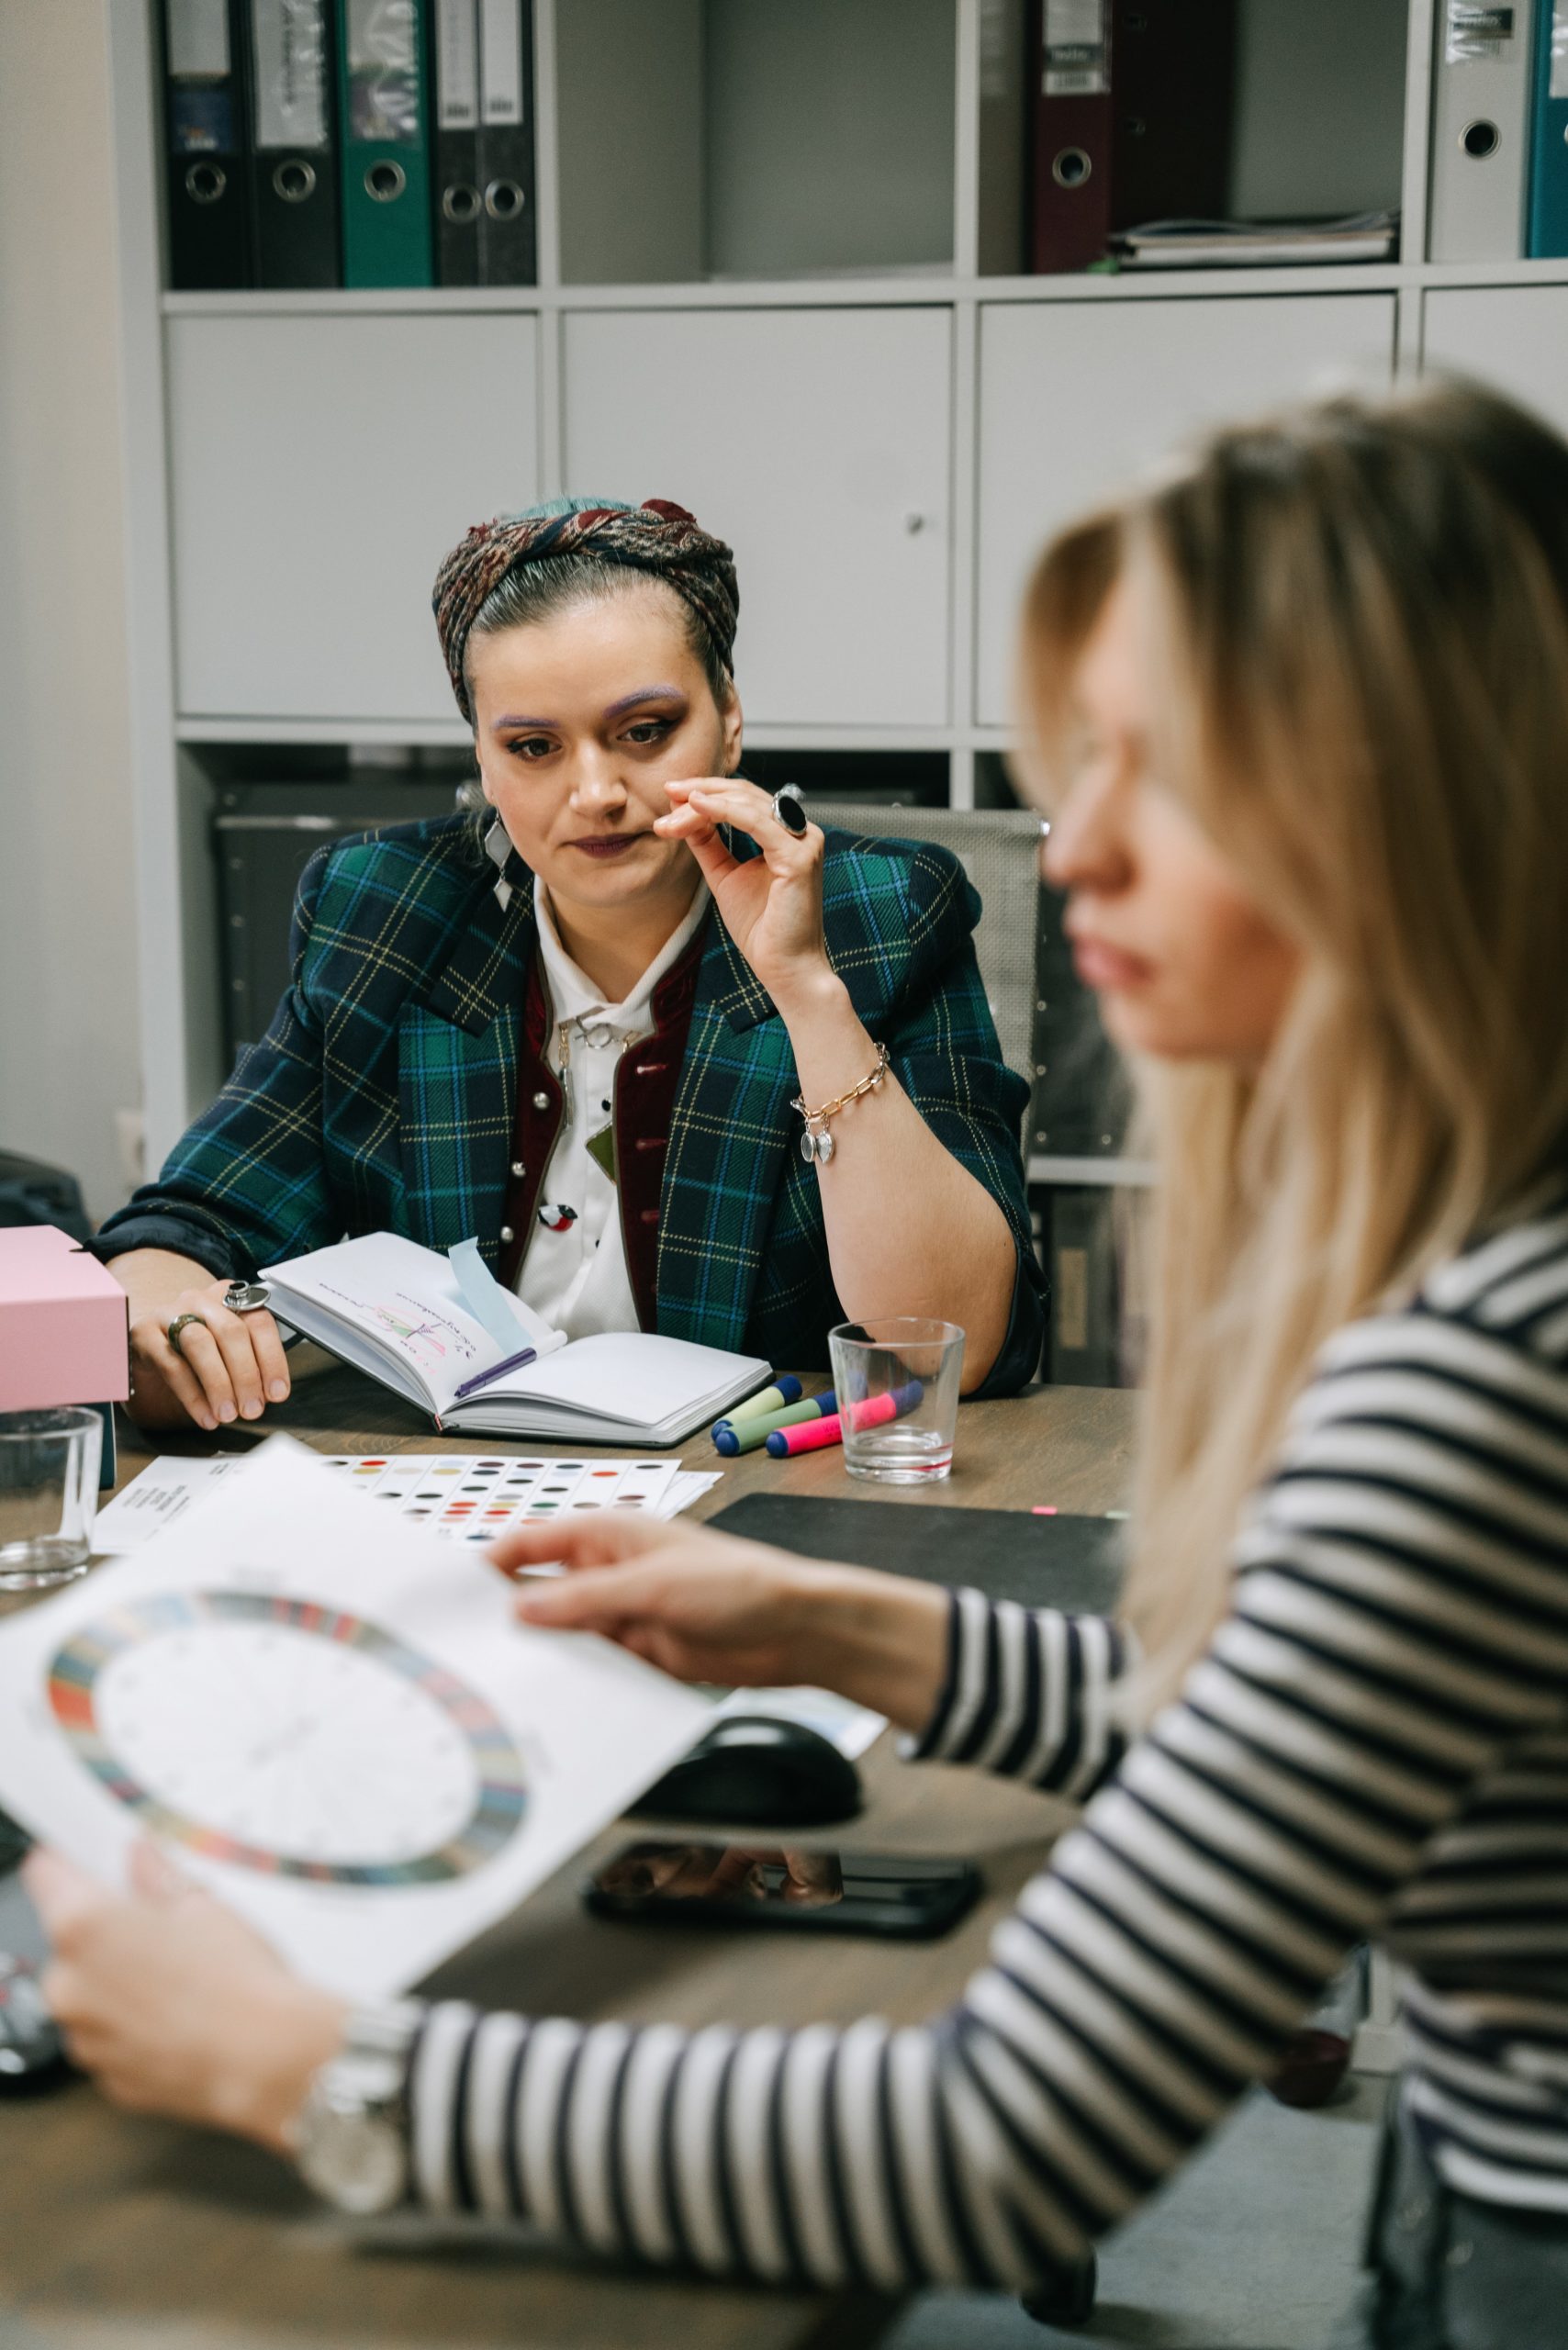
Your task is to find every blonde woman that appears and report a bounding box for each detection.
[32,382,1568,2345]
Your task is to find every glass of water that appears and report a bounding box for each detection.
[0,1409,102,1590]
[828,1318,965,1484]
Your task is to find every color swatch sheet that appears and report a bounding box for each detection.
[319,1451,687,1543]
[93,1453,722,1557]
[0,1438,711,1998]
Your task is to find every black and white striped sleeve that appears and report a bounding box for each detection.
[399,1299,1568,2288]
[903,1588,1133,1798]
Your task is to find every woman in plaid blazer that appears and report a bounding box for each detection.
[99,499,1044,1429]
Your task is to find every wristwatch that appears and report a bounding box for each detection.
[291,1998,424,2216]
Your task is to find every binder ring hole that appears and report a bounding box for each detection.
[185,162,227,206]
[442,182,481,223]
[1051,147,1092,190]
[273,159,317,204]
[1462,119,1500,160]
[365,160,408,203]
[485,178,526,221]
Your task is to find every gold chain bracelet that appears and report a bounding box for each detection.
[790,1042,890,1166]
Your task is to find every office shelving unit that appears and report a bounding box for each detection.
[106,0,1568,1184]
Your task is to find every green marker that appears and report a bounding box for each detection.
[713,1376,804,1437]
[713,1395,834,1456]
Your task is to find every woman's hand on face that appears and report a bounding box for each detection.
[26,1842,346,2152]
[127,1271,291,1433]
[489,1515,834,1690]
[654,778,838,1013]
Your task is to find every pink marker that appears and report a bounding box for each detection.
[766,1380,923,1458]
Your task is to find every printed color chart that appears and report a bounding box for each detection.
[319,1453,697,1544]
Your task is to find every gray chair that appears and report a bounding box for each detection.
[821,802,1045,1096]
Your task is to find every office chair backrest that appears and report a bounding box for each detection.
[822,802,1043,1091]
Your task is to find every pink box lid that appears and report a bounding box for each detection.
[0,1225,130,1411]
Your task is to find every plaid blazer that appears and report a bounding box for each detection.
[97,815,1045,1393]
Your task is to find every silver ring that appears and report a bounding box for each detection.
[771,783,808,836]
[166,1313,207,1360]
[222,1281,272,1315]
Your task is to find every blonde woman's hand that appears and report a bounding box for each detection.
[654,777,836,1013]
[489,1516,949,1731]
[116,1248,291,1431]
[26,1843,345,2152]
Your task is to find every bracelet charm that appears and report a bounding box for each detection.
[791,1043,890,1166]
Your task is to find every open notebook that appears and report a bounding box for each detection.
[263,1234,770,1446]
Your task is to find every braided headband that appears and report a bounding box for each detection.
[432,497,738,723]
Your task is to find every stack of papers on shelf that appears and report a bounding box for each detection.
[1113,210,1399,268]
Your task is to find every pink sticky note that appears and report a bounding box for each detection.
[0,1226,129,1411]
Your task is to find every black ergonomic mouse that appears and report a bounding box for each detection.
[0,1953,65,2087]
[631,1716,863,1830]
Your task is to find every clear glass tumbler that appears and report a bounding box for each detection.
[828,1317,965,1484]
[0,1408,103,1590]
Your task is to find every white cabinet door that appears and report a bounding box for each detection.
[168,314,540,723]
[1423,288,1568,439]
[564,308,952,729]
[975,295,1397,725]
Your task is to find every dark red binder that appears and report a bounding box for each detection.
[1110,0,1237,234]
[1028,0,1114,274]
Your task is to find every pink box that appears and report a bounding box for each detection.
[0,1225,130,1413]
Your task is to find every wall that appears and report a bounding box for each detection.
[0,0,141,1224]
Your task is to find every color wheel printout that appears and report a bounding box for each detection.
[0,1438,711,1997]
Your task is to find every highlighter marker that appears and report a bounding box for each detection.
[712,1392,837,1456]
[765,1379,924,1458]
[712,1374,804,1436]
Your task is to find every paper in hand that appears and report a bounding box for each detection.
[0,1437,710,1997]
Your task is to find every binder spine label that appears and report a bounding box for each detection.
[168,0,230,75]
[479,0,524,124]
[1553,2,1568,99]
[436,0,479,129]
[346,0,421,143]
[252,0,329,150]
[1444,5,1522,62]
[1044,0,1109,96]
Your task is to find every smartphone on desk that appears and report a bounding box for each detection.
[583,1842,980,1939]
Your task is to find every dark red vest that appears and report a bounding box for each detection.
[496,928,706,1327]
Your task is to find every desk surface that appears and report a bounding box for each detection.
[0,1372,1135,2350]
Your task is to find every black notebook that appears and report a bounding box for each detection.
[708,1497,1125,1617]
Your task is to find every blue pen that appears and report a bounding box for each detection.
[453,1345,537,1401]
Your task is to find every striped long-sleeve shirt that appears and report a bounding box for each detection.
[401,1205,1568,2283]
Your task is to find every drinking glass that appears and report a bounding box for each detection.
[0,1408,102,1590]
[827,1318,965,1484]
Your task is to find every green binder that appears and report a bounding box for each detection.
[337,0,432,285]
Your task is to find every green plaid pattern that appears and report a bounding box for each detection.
[96,815,1044,1393]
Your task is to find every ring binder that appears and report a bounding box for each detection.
[476,1,535,285]
[1429,1,1538,262]
[433,0,481,284]
[1029,0,1114,273]
[1529,0,1568,255]
[162,0,251,288]
[245,0,340,288]
[337,0,434,287]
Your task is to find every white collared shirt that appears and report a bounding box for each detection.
[515,873,711,1340]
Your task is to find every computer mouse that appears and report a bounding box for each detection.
[0,1953,65,2087]
[631,1715,863,1830]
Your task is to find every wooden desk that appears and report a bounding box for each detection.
[0,1373,1134,2350]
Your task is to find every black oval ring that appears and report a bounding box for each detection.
[772,786,808,836]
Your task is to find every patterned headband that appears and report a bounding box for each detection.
[431,497,739,723]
